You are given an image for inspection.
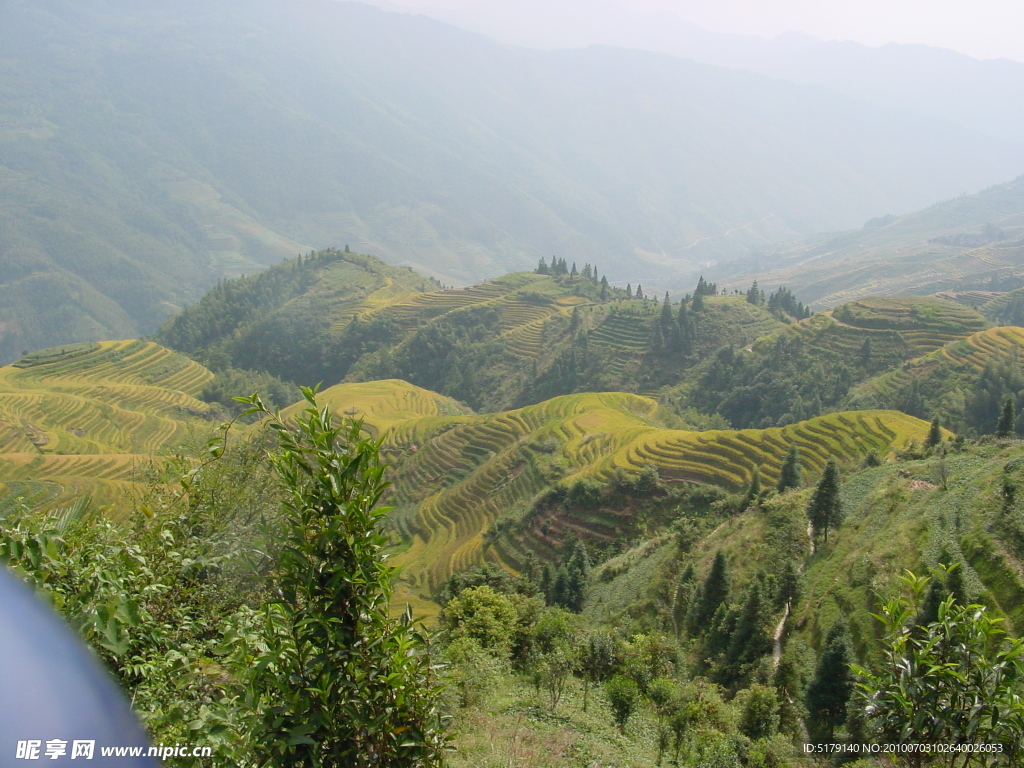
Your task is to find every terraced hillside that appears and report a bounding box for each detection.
[674,295,990,431]
[161,250,786,411]
[759,296,990,357]
[305,381,933,612]
[0,341,217,512]
[847,325,1024,432]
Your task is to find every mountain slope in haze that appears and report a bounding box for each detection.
[715,177,1024,305]
[393,0,1024,146]
[3,0,1024,362]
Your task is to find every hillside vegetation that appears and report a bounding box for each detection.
[672,295,990,429]
[290,380,931,613]
[158,249,786,412]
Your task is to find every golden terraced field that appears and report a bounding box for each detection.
[307,382,934,614]
[0,340,216,513]
[0,344,937,616]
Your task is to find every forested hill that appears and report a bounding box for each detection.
[156,249,791,413]
[4,0,1023,364]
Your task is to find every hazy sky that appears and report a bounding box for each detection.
[379,0,1024,62]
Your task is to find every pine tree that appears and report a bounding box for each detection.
[926,417,942,448]
[807,458,842,542]
[691,291,705,312]
[635,284,644,300]
[570,262,578,278]
[562,540,591,613]
[998,396,1016,437]
[746,281,763,306]
[689,551,729,632]
[903,377,925,419]
[806,619,854,742]
[625,283,633,299]
[776,443,803,493]
[723,574,774,683]
[742,467,761,510]
[536,257,550,274]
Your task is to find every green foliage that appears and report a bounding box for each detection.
[738,684,780,741]
[605,675,640,733]
[807,457,843,542]
[200,367,300,417]
[853,569,1024,766]
[777,443,803,493]
[228,389,448,766]
[579,629,618,711]
[806,619,855,742]
[441,586,520,657]
[0,431,282,757]
[688,551,731,634]
[999,396,1017,438]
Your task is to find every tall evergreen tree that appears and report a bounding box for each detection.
[625,284,633,299]
[570,261,578,278]
[998,396,1016,437]
[926,417,943,448]
[806,619,854,742]
[742,467,762,510]
[723,573,774,683]
[660,294,673,324]
[746,281,764,306]
[807,458,843,542]
[691,291,705,312]
[777,443,803,493]
[635,284,644,300]
[689,551,730,633]
[536,257,550,274]
[563,540,591,613]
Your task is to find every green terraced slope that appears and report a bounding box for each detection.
[160,250,786,412]
[309,380,933,614]
[0,340,217,512]
[847,325,1024,424]
[759,296,990,358]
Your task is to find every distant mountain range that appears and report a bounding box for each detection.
[384,0,1024,145]
[2,0,1023,362]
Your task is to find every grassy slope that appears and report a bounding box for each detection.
[0,340,216,513]
[589,439,1024,679]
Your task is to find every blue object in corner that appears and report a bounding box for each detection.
[0,569,158,766]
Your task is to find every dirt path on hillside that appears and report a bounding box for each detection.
[773,522,816,668]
